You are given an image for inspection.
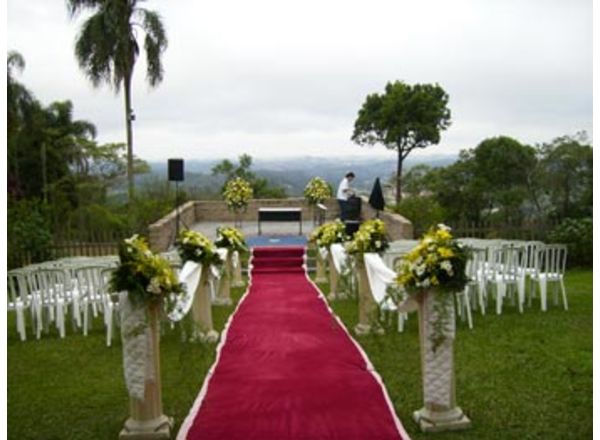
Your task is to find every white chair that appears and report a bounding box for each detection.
[486,244,526,314]
[531,244,568,311]
[27,268,71,339]
[98,267,119,346]
[458,247,489,327]
[7,270,31,341]
[74,266,107,336]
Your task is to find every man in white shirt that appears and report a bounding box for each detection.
[336,172,355,220]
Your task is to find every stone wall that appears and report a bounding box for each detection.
[148,197,413,251]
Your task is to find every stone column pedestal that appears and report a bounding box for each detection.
[232,252,245,287]
[191,265,219,343]
[327,251,341,300]
[354,254,383,336]
[120,303,173,440]
[214,254,233,306]
[315,248,327,284]
[413,290,471,432]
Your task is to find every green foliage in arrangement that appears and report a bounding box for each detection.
[548,217,593,267]
[346,219,390,254]
[309,220,349,248]
[175,230,223,267]
[303,177,332,205]
[215,226,248,253]
[109,235,184,312]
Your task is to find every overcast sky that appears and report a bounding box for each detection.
[7,0,593,162]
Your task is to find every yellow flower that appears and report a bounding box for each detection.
[438,247,454,258]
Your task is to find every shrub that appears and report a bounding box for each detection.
[393,196,446,238]
[8,199,53,268]
[548,217,592,267]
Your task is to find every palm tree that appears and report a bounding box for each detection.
[66,0,167,200]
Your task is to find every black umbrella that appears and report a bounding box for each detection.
[368,177,385,216]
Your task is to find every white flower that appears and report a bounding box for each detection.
[147,277,162,295]
[440,260,453,274]
[375,240,382,248]
[195,248,202,256]
[437,223,451,231]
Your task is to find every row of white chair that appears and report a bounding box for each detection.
[379,239,568,331]
[7,259,118,345]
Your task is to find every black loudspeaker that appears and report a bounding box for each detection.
[168,159,184,181]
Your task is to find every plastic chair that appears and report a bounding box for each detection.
[486,244,526,314]
[7,270,31,341]
[531,244,568,311]
[27,268,71,339]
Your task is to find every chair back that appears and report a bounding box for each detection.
[31,268,71,303]
[535,244,568,276]
[74,266,106,300]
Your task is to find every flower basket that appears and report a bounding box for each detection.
[304,177,332,223]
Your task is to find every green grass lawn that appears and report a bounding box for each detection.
[7,270,592,439]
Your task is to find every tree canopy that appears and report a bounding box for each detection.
[67,0,168,200]
[352,80,451,204]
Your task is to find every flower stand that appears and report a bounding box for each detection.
[191,265,219,343]
[413,290,470,432]
[232,252,245,288]
[354,254,383,335]
[214,253,233,306]
[327,251,341,300]
[315,247,327,284]
[120,302,173,439]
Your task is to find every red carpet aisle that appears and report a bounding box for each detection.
[178,246,409,440]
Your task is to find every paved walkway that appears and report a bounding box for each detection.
[190,220,317,241]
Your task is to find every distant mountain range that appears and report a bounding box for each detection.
[141,154,458,197]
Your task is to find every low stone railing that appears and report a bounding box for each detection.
[148,198,413,252]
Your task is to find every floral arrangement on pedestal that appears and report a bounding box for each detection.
[309,219,349,248]
[109,234,184,312]
[175,230,223,267]
[223,177,253,212]
[304,177,332,205]
[215,226,248,253]
[396,224,469,350]
[346,219,389,254]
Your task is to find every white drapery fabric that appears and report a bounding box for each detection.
[363,253,398,310]
[318,246,329,261]
[120,292,155,400]
[330,243,348,274]
[168,261,202,322]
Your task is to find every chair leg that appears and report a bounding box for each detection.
[539,278,547,312]
[560,279,568,311]
[517,276,525,314]
[16,304,26,342]
[56,301,66,338]
[478,281,486,315]
[496,282,505,315]
[464,290,473,329]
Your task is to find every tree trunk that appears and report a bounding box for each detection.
[396,149,404,205]
[124,72,134,202]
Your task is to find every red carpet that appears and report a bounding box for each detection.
[178,246,409,440]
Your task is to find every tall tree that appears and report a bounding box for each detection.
[352,81,451,205]
[66,0,167,200]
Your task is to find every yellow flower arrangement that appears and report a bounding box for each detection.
[345,219,389,254]
[175,230,223,266]
[304,177,332,205]
[109,234,184,310]
[223,177,253,212]
[215,226,248,253]
[310,220,349,247]
[397,224,468,294]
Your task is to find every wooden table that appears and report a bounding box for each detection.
[258,208,303,235]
